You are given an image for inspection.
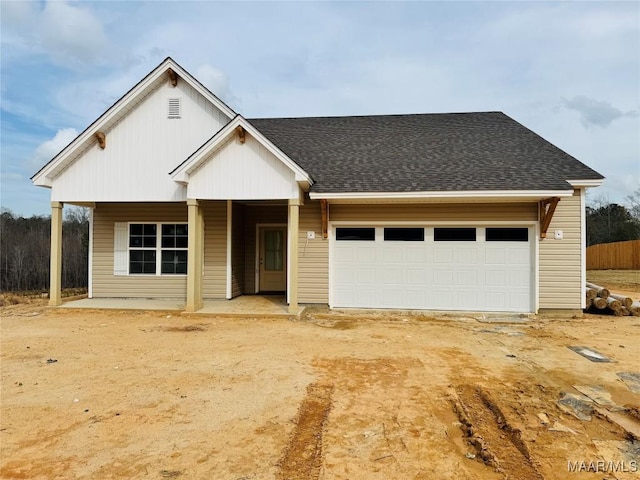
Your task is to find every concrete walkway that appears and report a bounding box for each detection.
[62,295,299,317]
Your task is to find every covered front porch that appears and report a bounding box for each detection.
[46,198,304,313]
[46,117,314,312]
[184,197,303,313]
[61,294,302,317]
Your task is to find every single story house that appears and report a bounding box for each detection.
[32,57,604,314]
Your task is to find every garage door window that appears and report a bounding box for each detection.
[336,228,375,241]
[384,228,424,241]
[434,227,476,241]
[486,228,529,242]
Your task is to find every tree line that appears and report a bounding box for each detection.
[1,189,639,292]
[586,188,640,246]
[1,207,89,292]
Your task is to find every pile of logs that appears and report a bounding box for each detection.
[586,282,640,316]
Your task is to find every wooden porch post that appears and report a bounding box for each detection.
[288,199,300,314]
[49,201,63,306]
[186,199,203,312]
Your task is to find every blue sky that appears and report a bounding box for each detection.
[1,0,638,216]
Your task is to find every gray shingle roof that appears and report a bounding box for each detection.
[248,112,603,193]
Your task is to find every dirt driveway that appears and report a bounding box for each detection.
[1,300,639,480]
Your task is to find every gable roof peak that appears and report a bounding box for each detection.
[32,57,236,186]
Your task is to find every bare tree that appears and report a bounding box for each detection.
[0,207,89,292]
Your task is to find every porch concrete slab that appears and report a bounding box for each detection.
[60,295,300,317]
[62,298,185,311]
[194,295,296,317]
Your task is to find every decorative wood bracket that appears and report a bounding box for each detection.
[320,199,328,239]
[539,197,560,239]
[94,131,106,150]
[167,68,178,87]
[236,126,246,144]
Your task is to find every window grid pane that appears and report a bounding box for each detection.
[486,228,529,242]
[162,224,188,248]
[384,228,425,242]
[128,223,187,275]
[434,228,477,242]
[336,228,376,241]
[129,250,156,274]
[129,223,157,248]
[161,250,188,274]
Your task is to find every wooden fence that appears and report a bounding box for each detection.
[586,240,640,270]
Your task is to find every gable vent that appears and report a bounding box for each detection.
[168,98,181,119]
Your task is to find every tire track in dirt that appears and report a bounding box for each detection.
[277,383,334,480]
[452,384,543,480]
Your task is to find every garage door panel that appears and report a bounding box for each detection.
[335,268,357,284]
[431,289,455,309]
[433,269,454,286]
[356,267,377,284]
[509,247,530,265]
[406,268,427,285]
[456,290,479,309]
[357,246,377,262]
[456,270,478,286]
[356,289,377,307]
[485,269,507,287]
[404,289,427,307]
[485,248,507,265]
[382,288,404,306]
[456,248,478,264]
[508,292,529,310]
[405,246,428,263]
[382,246,403,262]
[486,291,507,309]
[332,225,532,312]
[334,246,358,262]
[434,248,453,263]
[509,270,530,287]
[382,268,403,285]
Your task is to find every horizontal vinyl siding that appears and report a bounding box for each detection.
[299,201,329,304]
[202,201,227,299]
[329,202,538,222]
[92,203,188,298]
[539,190,582,309]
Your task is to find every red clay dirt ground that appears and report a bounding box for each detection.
[1,286,639,479]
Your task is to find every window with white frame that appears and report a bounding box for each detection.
[127,223,188,275]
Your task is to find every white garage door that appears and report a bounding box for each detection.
[331,226,532,312]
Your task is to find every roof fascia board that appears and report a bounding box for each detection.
[170,116,313,185]
[309,190,575,201]
[32,57,236,186]
[567,179,604,187]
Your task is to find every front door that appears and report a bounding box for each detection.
[259,227,287,292]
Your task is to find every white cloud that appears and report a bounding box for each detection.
[561,96,638,128]
[1,0,109,68]
[29,128,79,170]
[40,1,108,66]
[195,64,237,106]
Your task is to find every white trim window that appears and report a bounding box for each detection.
[126,223,188,275]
